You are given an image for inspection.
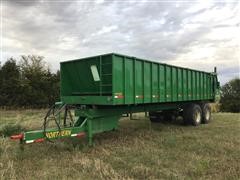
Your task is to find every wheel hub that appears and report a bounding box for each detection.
[205,110,210,120]
[195,111,201,123]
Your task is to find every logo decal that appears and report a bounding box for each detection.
[45,130,71,139]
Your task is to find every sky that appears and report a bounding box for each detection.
[1,0,239,84]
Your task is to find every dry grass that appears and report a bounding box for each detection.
[210,103,221,113]
[0,110,239,179]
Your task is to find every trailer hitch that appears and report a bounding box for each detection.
[10,103,87,145]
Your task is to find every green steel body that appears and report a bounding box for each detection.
[61,53,219,105]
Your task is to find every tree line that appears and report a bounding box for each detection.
[0,55,60,108]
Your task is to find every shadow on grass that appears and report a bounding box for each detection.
[150,116,184,126]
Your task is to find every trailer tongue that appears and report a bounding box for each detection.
[10,103,87,144]
[10,102,122,146]
[11,126,86,144]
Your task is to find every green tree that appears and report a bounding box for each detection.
[0,58,21,106]
[19,55,49,107]
[18,55,60,107]
[220,78,240,112]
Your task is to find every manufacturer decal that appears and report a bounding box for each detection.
[45,130,71,139]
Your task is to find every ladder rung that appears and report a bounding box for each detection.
[100,84,112,86]
[101,63,112,65]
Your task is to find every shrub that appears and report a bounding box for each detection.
[0,124,25,137]
[220,78,240,112]
[210,103,220,113]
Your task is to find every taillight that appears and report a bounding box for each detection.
[10,134,23,140]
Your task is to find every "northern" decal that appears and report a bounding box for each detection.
[45,130,71,139]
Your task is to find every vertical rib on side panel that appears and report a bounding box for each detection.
[166,66,172,102]
[208,75,211,99]
[113,55,124,104]
[159,64,166,102]
[204,74,206,99]
[194,71,197,100]
[199,72,202,100]
[135,60,144,104]
[204,73,207,99]
[198,72,200,100]
[183,69,187,101]
[192,71,196,100]
[188,70,192,100]
[143,61,151,103]
[213,75,216,98]
[195,71,198,100]
[177,68,183,101]
[210,75,213,98]
[172,67,177,101]
[195,71,197,100]
[205,73,207,99]
[196,72,199,100]
[124,57,134,104]
[206,75,209,99]
[191,71,194,100]
[209,75,211,99]
[152,63,158,103]
[191,71,193,100]
[205,74,208,99]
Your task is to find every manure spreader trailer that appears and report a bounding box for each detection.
[11,53,220,146]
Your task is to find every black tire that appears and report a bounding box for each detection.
[183,104,202,126]
[149,111,164,123]
[162,112,176,122]
[149,111,176,123]
[201,103,211,124]
[149,112,160,122]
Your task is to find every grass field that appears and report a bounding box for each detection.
[0,110,239,179]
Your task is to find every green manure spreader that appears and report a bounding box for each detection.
[11,53,220,146]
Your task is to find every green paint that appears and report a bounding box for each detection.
[60,53,219,105]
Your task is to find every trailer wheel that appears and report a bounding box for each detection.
[149,111,176,123]
[149,112,163,123]
[163,112,176,122]
[201,103,211,124]
[183,104,202,126]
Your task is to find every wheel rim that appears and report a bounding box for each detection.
[195,111,201,123]
[205,110,210,121]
